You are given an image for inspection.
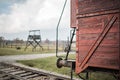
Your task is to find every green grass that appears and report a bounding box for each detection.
[0,47,55,56]
[18,56,73,76]
[17,54,115,80]
[0,43,73,56]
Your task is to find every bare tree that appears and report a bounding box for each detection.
[45,39,50,50]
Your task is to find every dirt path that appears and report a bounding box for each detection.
[0,52,68,62]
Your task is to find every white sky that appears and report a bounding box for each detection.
[0,0,71,41]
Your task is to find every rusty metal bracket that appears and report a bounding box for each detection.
[65,28,76,60]
[79,15,118,69]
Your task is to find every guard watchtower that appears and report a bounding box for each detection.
[24,30,43,51]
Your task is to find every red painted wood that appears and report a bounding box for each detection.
[71,0,120,74]
[71,0,77,28]
[77,0,120,14]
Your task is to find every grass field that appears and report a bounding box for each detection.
[0,46,55,56]
[0,43,73,56]
[18,54,115,80]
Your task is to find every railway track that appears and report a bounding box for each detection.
[0,62,71,80]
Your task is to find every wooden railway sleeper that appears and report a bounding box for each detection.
[0,62,72,80]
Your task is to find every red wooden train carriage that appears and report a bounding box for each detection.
[73,0,120,74]
[56,0,120,80]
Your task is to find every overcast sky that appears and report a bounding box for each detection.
[0,0,70,41]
